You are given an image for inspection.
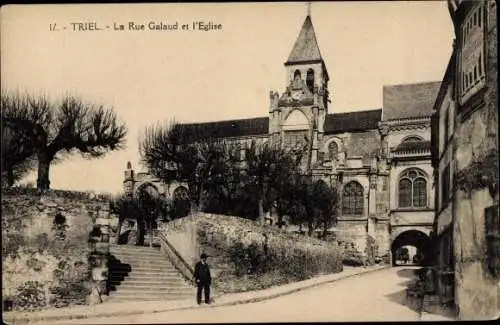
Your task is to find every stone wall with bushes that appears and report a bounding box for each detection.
[164,213,343,294]
[2,187,110,311]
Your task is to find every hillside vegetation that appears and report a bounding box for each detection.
[165,213,343,293]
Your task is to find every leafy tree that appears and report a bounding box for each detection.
[244,141,305,225]
[280,176,337,237]
[1,92,127,190]
[136,187,163,247]
[311,180,339,239]
[109,194,142,244]
[270,153,303,228]
[110,191,168,247]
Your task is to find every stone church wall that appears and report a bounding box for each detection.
[344,130,381,158]
[375,221,390,257]
[336,220,367,254]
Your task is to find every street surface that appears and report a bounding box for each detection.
[60,266,422,323]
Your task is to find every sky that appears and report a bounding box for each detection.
[1,1,455,194]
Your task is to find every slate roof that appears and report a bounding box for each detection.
[286,15,323,64]
[382,82,442,121]
[180,117,269,139]
[324,109,382,134]
[178,108,382,139]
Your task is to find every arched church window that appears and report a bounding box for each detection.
[342,181,363,216]
[328,141,338,161]
[306,69,315,92]
[398,168,427,208]
[294,70,302,81]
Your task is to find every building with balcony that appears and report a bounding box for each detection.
[431,0,499,320]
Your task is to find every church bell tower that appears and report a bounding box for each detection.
[269,11,330,167]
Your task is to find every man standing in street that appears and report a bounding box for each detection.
[194,253,212,305]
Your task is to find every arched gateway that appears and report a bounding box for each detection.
[391,229,432,266]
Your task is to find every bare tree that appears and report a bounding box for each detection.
[139,121,239,212]
[1,92,127,190]
[1,122,35,187]
[1,94,36,186]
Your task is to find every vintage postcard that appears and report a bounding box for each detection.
[1,1,498,323]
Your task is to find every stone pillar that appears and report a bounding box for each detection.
[368,174,377,217]
[98,204,111,244]
[124,161,135,198]
[338,151,346,166]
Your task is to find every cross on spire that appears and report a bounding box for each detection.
[307,2,311,16]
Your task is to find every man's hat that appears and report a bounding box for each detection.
[200,253,207,259]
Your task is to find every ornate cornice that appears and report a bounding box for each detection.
[379,116,431,132]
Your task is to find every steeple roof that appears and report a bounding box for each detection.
[285,15,323,65]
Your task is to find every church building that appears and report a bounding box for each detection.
[124,14,441,263]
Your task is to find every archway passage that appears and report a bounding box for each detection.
[171,186,190,219]
[135,183,161,247]
[391,230,432,266]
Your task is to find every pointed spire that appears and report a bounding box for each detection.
[285,13,323,65]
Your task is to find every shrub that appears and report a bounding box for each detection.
[53,213,69,240]
[50,258,91,307]
[26,256,47,272]
[343,248,367,266]
[229,242,263,276]
[175,213,343,293]
[14,281,47,311]
[2,232,25,260]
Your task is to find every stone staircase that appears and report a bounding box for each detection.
[107,244,194,302]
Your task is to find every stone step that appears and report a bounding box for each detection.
[126,271,182,278]
[110,247,163,253]
[109,290,193,298]
[106,295,192,302]
[110,259,175,266]
[117,284,193,292]
[110,244,161,250]
[110,263,178,271]
[116,278,190,284]
[108,244,194,302]
[129,267,180,273]
[110,247,162,252]
[123,276,186,283]
[110,253,166,260]
[110,274,184,282]
[111,271,181,278]
[118,281,192,289]
[116,280,192,287]
[110,254,170,261]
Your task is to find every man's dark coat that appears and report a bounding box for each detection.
[194,261,212,285]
